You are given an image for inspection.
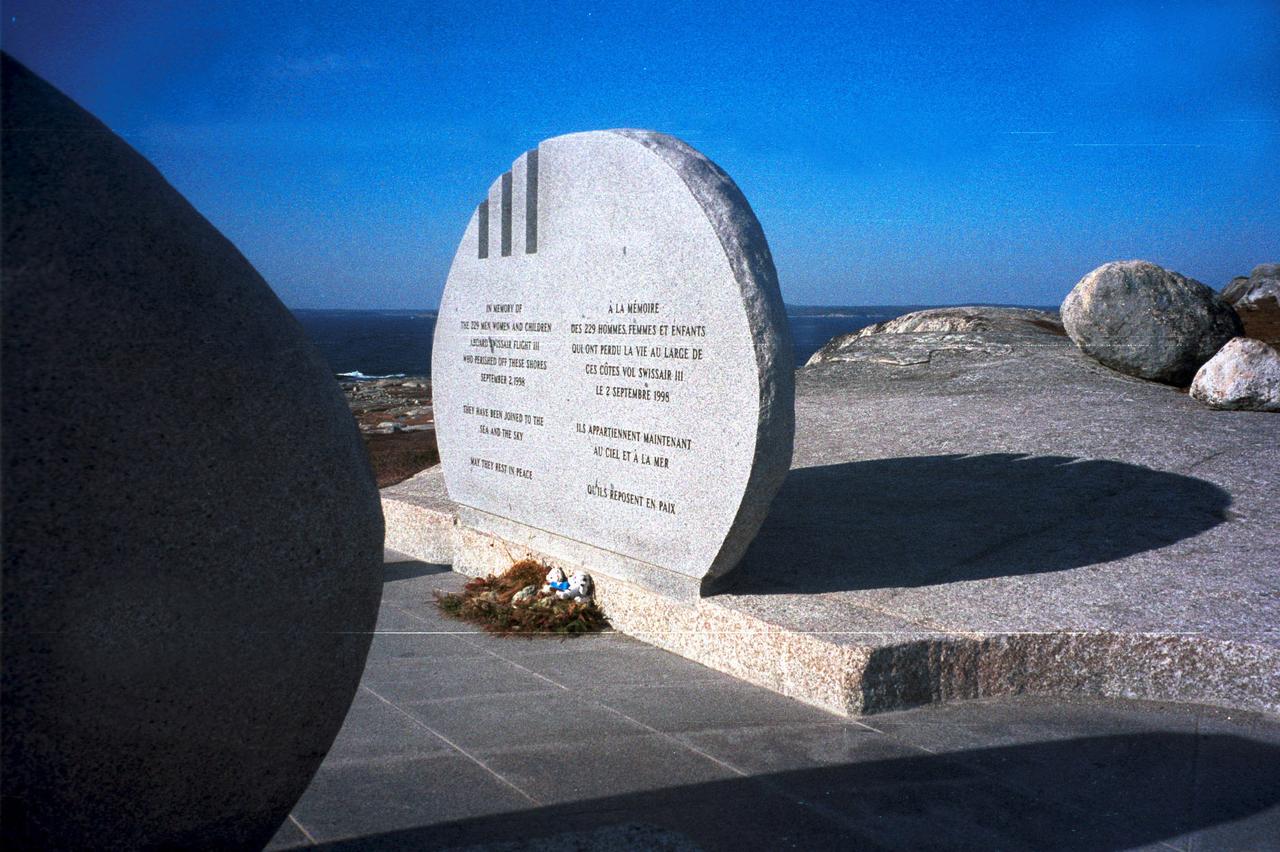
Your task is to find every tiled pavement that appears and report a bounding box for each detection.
[268,553,1280,851]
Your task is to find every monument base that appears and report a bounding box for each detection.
[384,468,875,713]
[382,466,1279,717]
[385,301,1280,718]
[453,507,705,602]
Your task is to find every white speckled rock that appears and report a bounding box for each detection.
[1061,260,1243,386]
[433,130,793,594]
[1190,337,1280,411]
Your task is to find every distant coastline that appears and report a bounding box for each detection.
[291,304,1059,380]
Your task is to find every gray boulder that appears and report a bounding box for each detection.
[1190,338,1280,411]
[1222,263,1280,310]
[1061,260,1243,385]
[1222,276,1253,304]
[1,54,383,849]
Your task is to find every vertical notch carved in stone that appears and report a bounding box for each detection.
[525,148,539,254]
[500,172,513,257]
[478,200,489,259]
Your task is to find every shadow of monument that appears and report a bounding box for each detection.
[304,733,1280,851]
[722,453,1231,595]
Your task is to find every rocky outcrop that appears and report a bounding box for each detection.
[1223,276,1252,304]
[1222,264,1280,349]
[805,306,1066,367]
[1061,260,1242,386]
[1190,338,1280,411]
[343,376,434,433]
[1222,263,1280,310]
[341,377,438,488]
[1,54,382,850]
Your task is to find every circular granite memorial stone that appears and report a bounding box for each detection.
[433,130,794,592]
[1,54,383,849]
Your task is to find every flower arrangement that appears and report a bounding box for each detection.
[435,559,608,637]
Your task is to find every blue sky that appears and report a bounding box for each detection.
[4,1,1277,308]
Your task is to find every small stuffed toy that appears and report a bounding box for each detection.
[540,566,568,595]
[556,570,593,602]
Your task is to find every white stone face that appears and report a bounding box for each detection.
[433,130,793,589]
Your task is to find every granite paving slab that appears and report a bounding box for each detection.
[268,553,1280,851]
[383,316,1279,716]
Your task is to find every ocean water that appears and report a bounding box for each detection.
[292,305,1023,379]
[293,309,436,379]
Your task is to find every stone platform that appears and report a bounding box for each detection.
[270,553,1280,850]
[383,311,1279,716]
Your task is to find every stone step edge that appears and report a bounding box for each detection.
[382,493,1279,717]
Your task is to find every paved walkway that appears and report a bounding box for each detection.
[267,552,1280,851]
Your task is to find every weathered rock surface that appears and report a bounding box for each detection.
[1223,265,1280,348]
[1,54,382,850]
[342,376,434,433]
[1222,263,1280,310]
[806,306,1066,367]
[1190,337,1280,411]
[1061,260,1243,386]
[1223,275,1253,304]
[339,377,438,487]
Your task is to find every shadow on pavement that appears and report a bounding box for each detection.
[723,453,1231,594]
[382,560,451,583]
[303,732,1279,851]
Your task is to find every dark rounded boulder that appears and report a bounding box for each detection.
[1,54,383,849]
[1061,260,1243,385]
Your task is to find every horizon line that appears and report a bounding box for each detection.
[286,300,1064,312]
